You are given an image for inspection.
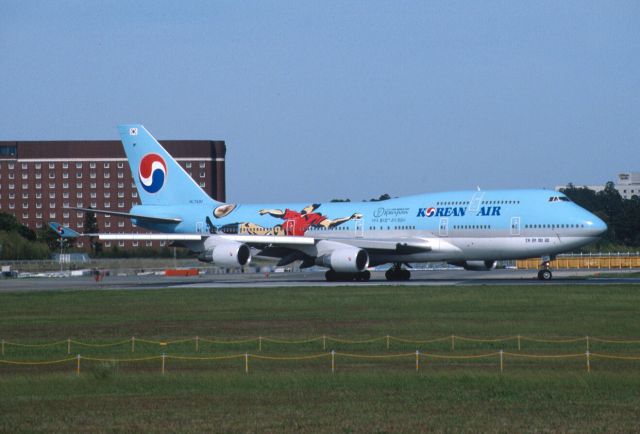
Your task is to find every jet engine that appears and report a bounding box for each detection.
[318,247,369,273]
[449,260,497,271]
[198,241,251,267]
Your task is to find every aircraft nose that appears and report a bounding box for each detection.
[585,212,607,236]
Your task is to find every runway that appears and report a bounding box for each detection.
[1,268,639,292]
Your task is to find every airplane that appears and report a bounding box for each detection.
[56,124,608,282]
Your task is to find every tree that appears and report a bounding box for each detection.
[84,208,102,255]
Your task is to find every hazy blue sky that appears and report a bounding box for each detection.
[1,1,638,203]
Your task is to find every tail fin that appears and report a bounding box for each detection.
[117,124,218,206]
[48,222,81,238]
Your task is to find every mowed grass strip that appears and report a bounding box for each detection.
[1,284,640,432]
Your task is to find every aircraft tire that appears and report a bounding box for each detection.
[537,269,552,280]
[401,269,411,281]
[325,270,337,282]
[361,270,371,281]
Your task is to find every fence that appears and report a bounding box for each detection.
[3,335,640,355]
[3,350,640,375]
[516,253,640,270]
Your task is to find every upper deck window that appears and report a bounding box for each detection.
[548,196,571,202]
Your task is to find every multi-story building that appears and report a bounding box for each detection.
[0,139,226,249]
[555,172,640,200]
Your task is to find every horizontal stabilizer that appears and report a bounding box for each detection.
[48,222,81,238]
[71,207,182,224]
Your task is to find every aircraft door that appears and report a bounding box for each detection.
[195,221,204,234]
[510,217,521,236]
[439,218,449,237]
[355,218,364,238]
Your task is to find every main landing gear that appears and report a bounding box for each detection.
[385,264,411,281]
[325,269,371,282]
[537,260,553,280]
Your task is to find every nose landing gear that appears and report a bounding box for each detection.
[537,259,553,280]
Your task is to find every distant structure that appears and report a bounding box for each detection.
[0,139,226,249]
[555,172,640,200]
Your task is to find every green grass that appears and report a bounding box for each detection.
[1,284,640,432]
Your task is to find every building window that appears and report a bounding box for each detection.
[49,212,56,218]
[35,183,42,189]
[49,202,55,209]
[89,162,96,169]
[186,162,192,168]
[63,173,69,179]
[9,184,15,190]
[63,192,69,199]
[117,172,124,179]
[199,162,206,168]
[90,192,97,198]
[76,192,83,198]
[132,191,138,198]
[90,201,97,208]
[200,172,205,178]
[63,212,69,218]
[48,163,55,169]
[61,183,68,189]
[104,192,111,198]
[118,221,125,227]
[90,172,96,179]
[35,173,41,179]
[21,184,28,190]
[8,173,14,179]
[77,202,84,207]
[50,183,56,189]
[8,203,15,209]
[104,202,110,208]
[62,162,68,169]
[118,191,124,198]
[21,193,28,199]
[21,163,28,170]
[77,241,83,247]
[199,182,206,188]
[35,193,42,199]
[105,241,111,247]
[105,222,111,228]
[36,222,42,229]
[9,193,15,199]
[48,173,55,179]
[36,212,43,218]
[132,241,139,247]
[118,182,124,188]
[76,183,82,189]
[22,203,28,209]
[21,173,28,180]
[35,163,41,169]
[104,183,110,188]
[76,162,83,169]
[8,163,15,169]
[118,241,125,247]
[36,203,42,209]
[49,192,56,199]
[104,172,110,179]
[118,202,125,208]
[77,212,83,218]
[146,241,152,247]
[104,162,110,169]
[76,172,82,179]
[77,221,83,228]
[63,202,70,208]
[22,213,29,219]
[160,241,166,247]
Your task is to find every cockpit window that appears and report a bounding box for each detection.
[548,196,571,202]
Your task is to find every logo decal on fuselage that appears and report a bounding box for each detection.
[139,153,167,193]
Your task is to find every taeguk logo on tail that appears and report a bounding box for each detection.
[139,153,167,193]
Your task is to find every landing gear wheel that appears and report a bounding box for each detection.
[385,265,411,281]
[325,270,337,282]
[537,269,552,280]
[359,270,371,281]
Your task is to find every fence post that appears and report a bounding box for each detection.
[499,350,504,372]
[1,339,4,356]
[386,335,390,350]
[451,335,455,351]
[196,336,199,353]
[245,353,249,374]
[415,350,420,372]
[259,336,262,352]
[323,335,326,351]
[67,338,71,355]
[331,350,335,373]
[586,336,590,352]
[517,335,521,351]
[131,336,135,353]
[161,353,166,375]
[76,354,81,376]
[586,351,591,373]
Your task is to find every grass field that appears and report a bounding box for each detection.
[1,284,640,432]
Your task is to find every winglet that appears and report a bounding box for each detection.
[48,222,81,238]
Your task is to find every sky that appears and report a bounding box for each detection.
[1,1,638,203]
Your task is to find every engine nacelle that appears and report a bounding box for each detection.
[450,260,497,271]
[198,241,251,267]
[318,247,369,273]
